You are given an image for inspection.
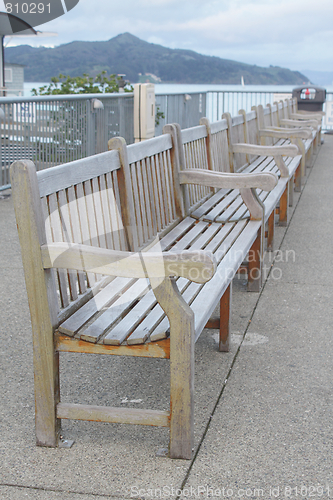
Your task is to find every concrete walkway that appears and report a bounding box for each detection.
[0,137,332,499]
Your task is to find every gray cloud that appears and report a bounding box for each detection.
[4,0,333,71]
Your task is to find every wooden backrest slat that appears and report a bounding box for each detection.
[179,125,212,210]
[37,150,121,197]
[98,175,113,250]
[40,164,129,313]
[144,157,158,237]
[181,125,207,144]
[150,155,163,232]
[111,171,127,251]
[47,193,71,308]
[41,196,62,313]
[210,124,231,173]
[234,118,247,170]
[159,150,173,227]
[210,119,228,134]
[130,161,144,248]
[57,189,79,302]
[127,134,172,164]
[66,186,88,295]
[232,114,244,126]
[243,110,260,160]
[119,133,181,250]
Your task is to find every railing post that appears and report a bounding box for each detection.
[86,100,96,156]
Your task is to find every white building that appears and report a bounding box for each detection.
[4,63,24,96]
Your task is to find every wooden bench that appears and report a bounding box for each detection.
[271,99,319,166]
[206,110,302,239]
[289,96,325,127]
[10,125,278,459]
[287,97,324,150]
[255,102,314,179]
[167,117,299,288]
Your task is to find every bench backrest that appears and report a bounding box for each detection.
[275,100,288,122]
[11,150,129,323]
[109,134,185,252]
[221,112,248,172]
[256,104,284,146]
[204,118,231,174]
[177,123,214,212]
[222,110,272,171]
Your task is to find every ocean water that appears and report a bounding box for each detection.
[24,82,333,97]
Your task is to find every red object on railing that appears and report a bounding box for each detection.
[305,88,310,99]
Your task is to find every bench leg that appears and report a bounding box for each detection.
[295,164,302,192]
[248,228,262,292]
[301,151,306,178]
[279,186,289,227]
[10,162,61,448]
[169,306,194,459]
[288,177,294,207]
[313,133,318,153]
[307,143,314,168]
[267,211,275,252]
[34,331,61,447]
[151,277,194,460]
[219,283,232,352]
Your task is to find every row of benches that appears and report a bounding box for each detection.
[10,97,322,459]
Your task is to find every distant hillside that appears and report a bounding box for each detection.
[301,70,331,87]
[6,32,308,85]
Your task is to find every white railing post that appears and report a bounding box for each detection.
[133,83,155,142]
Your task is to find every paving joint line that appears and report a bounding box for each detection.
[0,482,123,498]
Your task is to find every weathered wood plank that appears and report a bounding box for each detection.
[57,403,170,427]
[127,133,172,164]
[181,124,207,144]
[37,150,121,197]
[58,277,132,336]
[55,333,170,358]
[10,160,61,447]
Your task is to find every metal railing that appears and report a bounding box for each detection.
[206,90,293,121]
[155,92,206,136]
[0,89,330,191]
[323,92,333,132]
[0,92,134,190]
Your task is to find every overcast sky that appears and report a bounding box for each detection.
[2,0,332,73]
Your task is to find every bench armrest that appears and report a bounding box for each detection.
[231,142,299,178]
[290,112,324,121]
[41,243,216,284]
[259,127,312,140]
[179,168,278,220]
[232,143,299,158]
[179,168,278,191]
[279,118,318,129]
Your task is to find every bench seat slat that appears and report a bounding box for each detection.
[150,219,250,341]
[124,222,222,344]
[126,223,224,344]
[201,190,240,221]
[150,281,202,341]
[191,188,229,219]
[72,220,214,345]
[194,220,262,338]
[58,277,133,336]
[82,278,150,344]
[133,224,236,343]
